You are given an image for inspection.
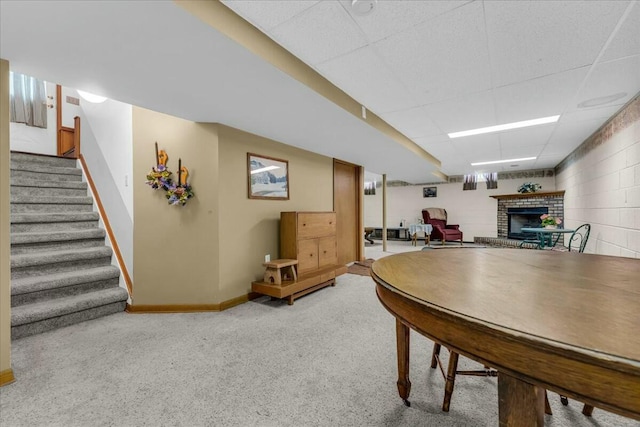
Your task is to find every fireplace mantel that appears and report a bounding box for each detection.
[490,191,565,201]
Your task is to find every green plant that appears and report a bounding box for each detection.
[540,214,561,227]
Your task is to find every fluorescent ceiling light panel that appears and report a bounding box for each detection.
[471,157,536,166]
[251,165,280,174]
[448,115,560,139]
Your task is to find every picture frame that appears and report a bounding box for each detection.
[423,186,437,198]
[247,152,289,200]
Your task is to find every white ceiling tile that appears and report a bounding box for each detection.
[547,118,606,151]
[600,2,640,62]
[344,0,471,43]
[499,126,555,148]
[373,1,491,104]
[500,145,546,159]
[485,1,629,87]
[422,90,496,134]
[572,54,640,110]
[268,1,368,66]
[221,1,320,31]
[315,46,417,114]
[380,106,443,139]
[452,134,501,159]
[493,67,589,123]
[561,104,624,126]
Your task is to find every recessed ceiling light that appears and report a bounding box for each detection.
[448,115,560,139]
[77,90,107,104]
[351,0,376,16]
[471,157,536,166]
[577,92,627,108]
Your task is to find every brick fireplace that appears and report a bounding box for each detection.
[491,191,565,239]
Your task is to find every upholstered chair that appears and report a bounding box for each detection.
[421,208,463,245]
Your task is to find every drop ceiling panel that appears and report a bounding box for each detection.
[561,104,625,125]
[374,1,492,104]
[269,1,368,66]
[501,145,546,159]
[599,2,640,62]
[485,0,628,87]
[493,67,589,123]
[344,0,471,43]
[380,106,442,139]
[499,126,555,148]
[221,1,320,32]
[421,90,496,134]
[572,55,640,110]
[315,46,417,115]
[547,118,607,150]
[452,134,502,159]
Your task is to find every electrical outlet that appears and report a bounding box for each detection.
[265,254,270,263]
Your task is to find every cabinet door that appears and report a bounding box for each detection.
[297,239,319,274]
[318,237,337,268]
[297,213,336,239]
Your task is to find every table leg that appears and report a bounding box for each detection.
[498,372,544,426]
[396,319,411,406]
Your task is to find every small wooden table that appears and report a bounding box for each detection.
[371,249,640,425]
[408,223,432,246]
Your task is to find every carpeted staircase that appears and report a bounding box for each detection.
[10,152,129,339]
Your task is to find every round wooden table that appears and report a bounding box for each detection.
[371,249,640,426]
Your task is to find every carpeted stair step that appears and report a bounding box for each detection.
[11,246,113,279]
[11,287,129,339]
[10,160,83,177]
[11,194,94,214]
[11,211,100,225]
[10,168,83,182]
[11,229,106,254]
[11,266,121,307]
[11,152,77,168]
[11,216,99,233]
[11,177,88,190]
[11,185,88,198]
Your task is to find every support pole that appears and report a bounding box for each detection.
[382,174,387,253]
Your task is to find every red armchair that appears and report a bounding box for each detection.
[422,208,463,245]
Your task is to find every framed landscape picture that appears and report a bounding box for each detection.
[423,186,437,198]
[247,153,289,200]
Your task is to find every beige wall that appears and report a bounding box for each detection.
[556,98,640,258]
[131,111,334,305]
[364,176,557,241]
[0,59,11,376]
[132,107,220,305]
[217,125,333,301]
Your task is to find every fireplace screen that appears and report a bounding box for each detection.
[507,207,548,240]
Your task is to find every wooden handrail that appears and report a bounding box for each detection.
[79,154,133,295]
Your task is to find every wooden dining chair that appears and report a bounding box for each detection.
[431,344,571,417]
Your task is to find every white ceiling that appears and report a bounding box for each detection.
[1,1,639,184]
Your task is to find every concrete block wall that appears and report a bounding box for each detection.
[555,96,640,258]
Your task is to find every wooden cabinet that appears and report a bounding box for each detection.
[251,211,347,305]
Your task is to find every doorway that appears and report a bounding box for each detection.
[333,159,363,264]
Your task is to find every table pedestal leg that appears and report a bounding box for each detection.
[498,373,544,426]
[396,319,411,406]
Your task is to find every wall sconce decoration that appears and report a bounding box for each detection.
[165,158,195,206]
[145,142,195,206]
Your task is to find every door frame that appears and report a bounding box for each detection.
[333,158,364,263]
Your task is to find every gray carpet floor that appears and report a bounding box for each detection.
[2,264,637,426]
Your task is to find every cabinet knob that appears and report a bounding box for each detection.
[310,253,313,257]
[303,223,306,227]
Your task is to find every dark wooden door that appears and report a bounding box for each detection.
[333,159,363,265]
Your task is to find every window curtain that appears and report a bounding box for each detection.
[484,172,498,189]
[463,174,477,190]
[10,72,48,129]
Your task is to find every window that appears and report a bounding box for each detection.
[10,71,48,128]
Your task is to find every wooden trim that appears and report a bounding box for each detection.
[490,191,565,200]
[78,154,133,296]
[0,369,15,387]
[127,293,259,313]
[56,85,63,156]
[73,116,81,157]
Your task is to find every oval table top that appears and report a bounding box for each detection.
[371,249,640,363]
[371,248,640,421]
